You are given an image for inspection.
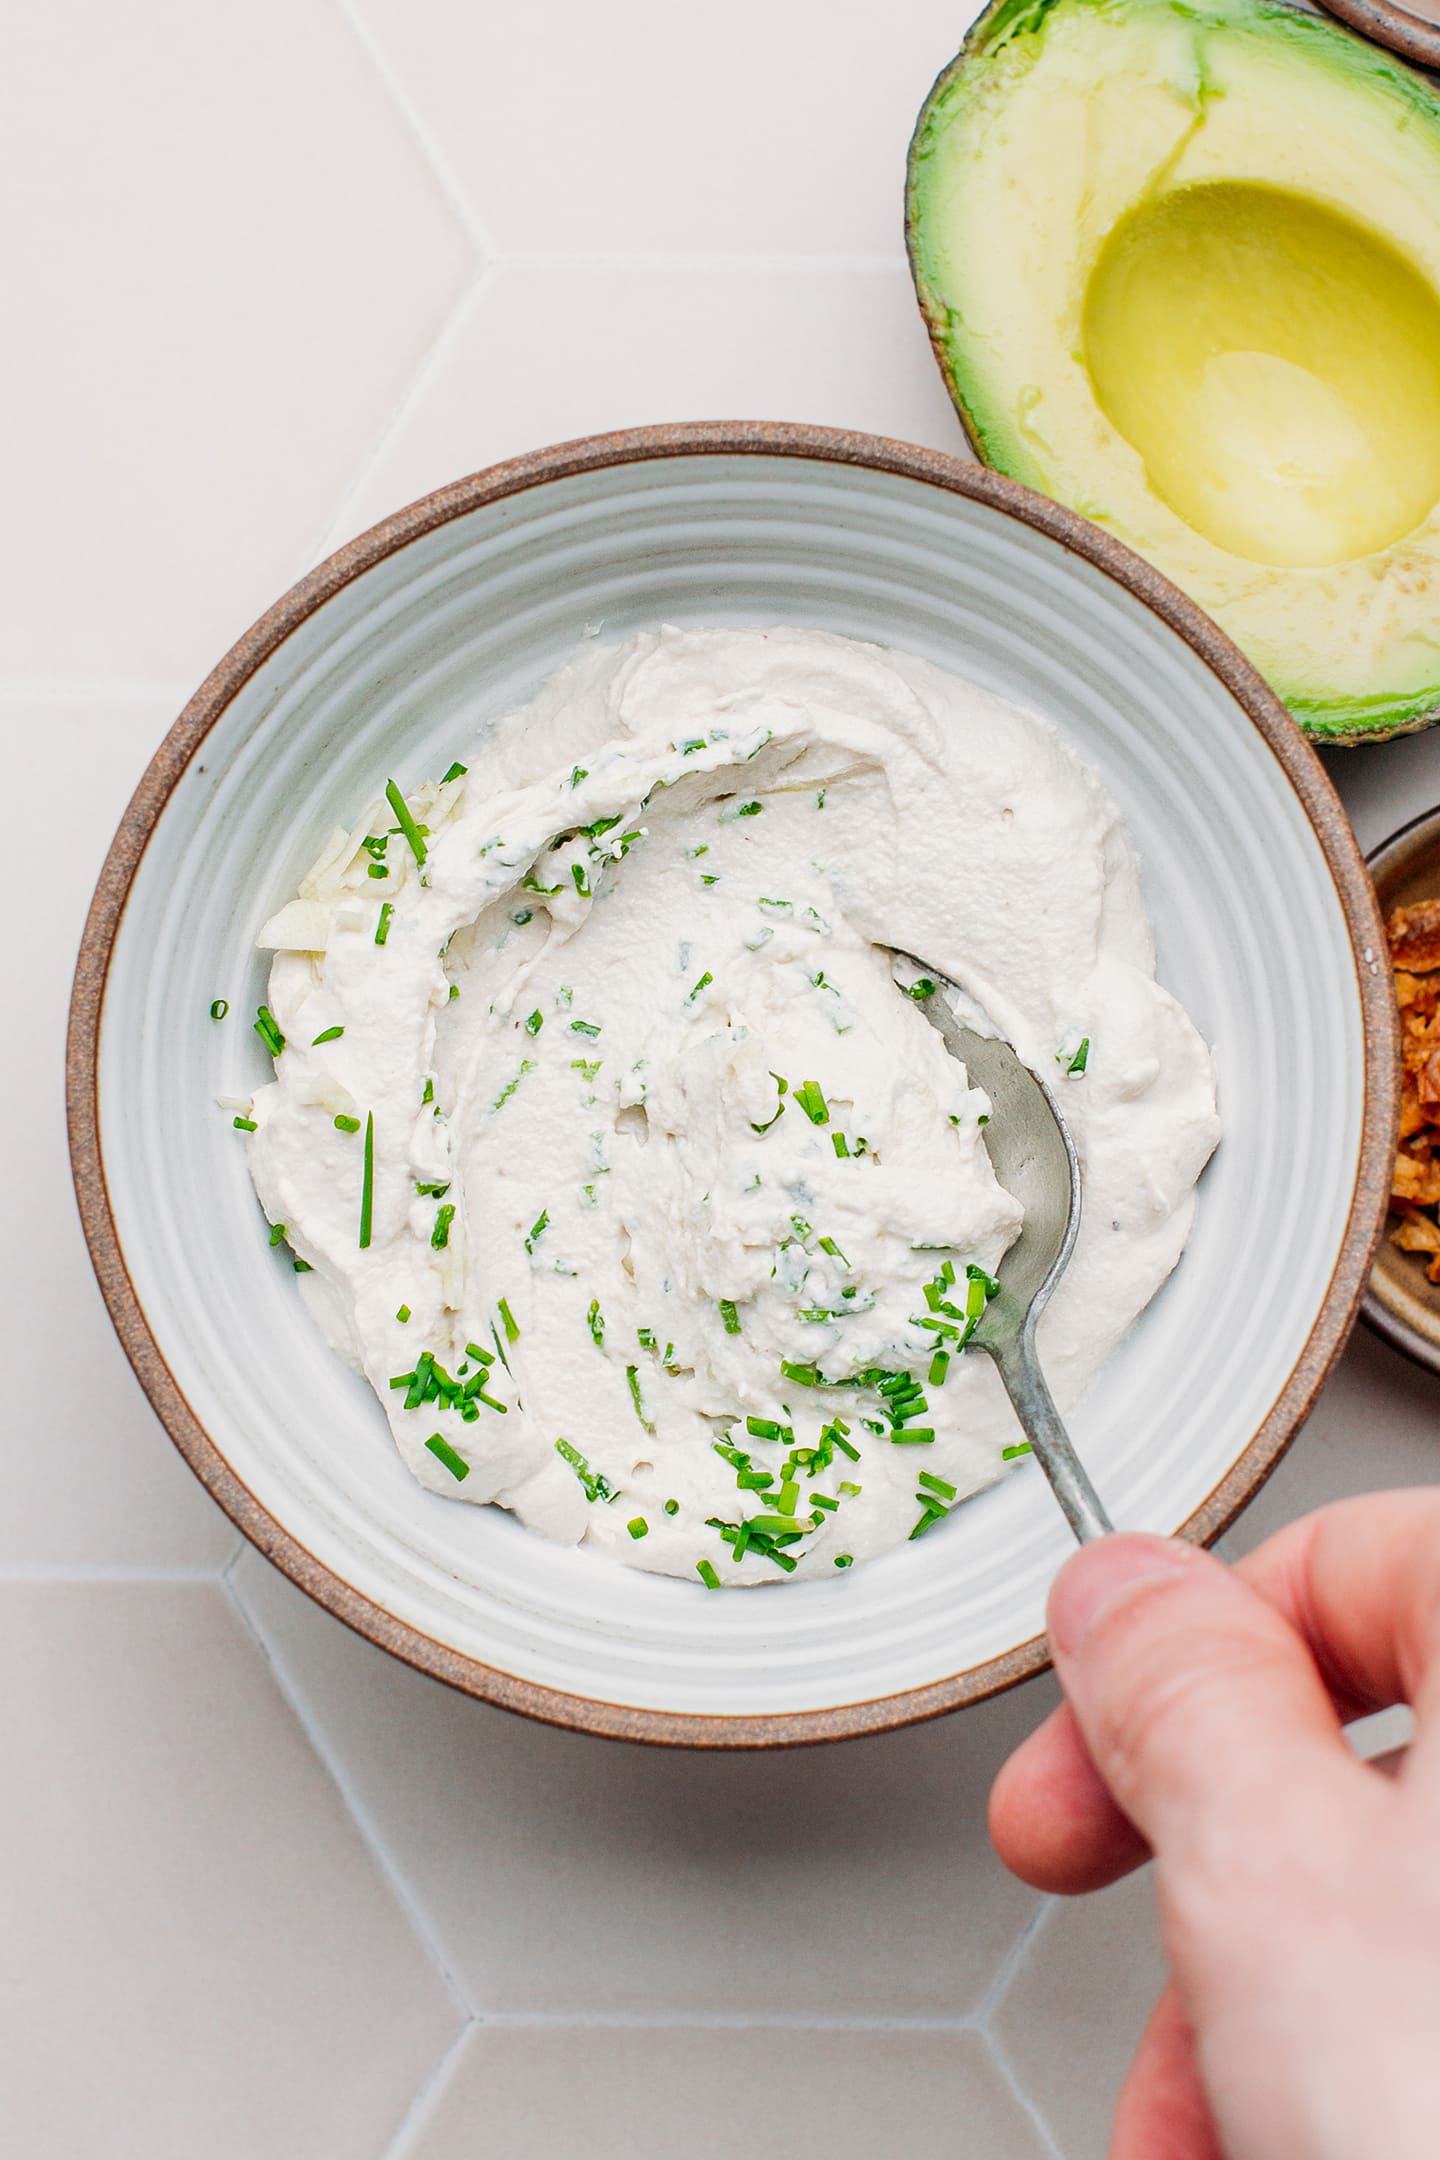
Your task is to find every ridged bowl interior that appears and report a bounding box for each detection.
[81,439,1380,1736]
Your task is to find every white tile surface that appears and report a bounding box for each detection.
[234,1545,1045,2022]
[0,700,236,1569]
[0,1582,458,2159]
[346,0,969,257]
[402,2025,1054,2160]
[6,2,1440,2152]
[329,261,964,550]
[0,0,472,690]
[992,1872,1166,2160]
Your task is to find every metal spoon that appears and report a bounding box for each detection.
[902,967,1113,1544]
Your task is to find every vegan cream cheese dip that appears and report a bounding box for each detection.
[239,626,1219,1585]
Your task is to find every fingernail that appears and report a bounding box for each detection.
[1048,1536,1192,1658]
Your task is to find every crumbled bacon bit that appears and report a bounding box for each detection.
[1387,897,1440,1278]
[1388,899,1440,974]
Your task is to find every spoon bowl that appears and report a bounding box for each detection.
[899,969,1114,1544]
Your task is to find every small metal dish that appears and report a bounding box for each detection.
[1364,802,1440,1374]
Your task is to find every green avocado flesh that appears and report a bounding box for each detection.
[907,0,1440,740]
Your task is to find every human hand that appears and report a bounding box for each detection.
[989,1492,1440,2160]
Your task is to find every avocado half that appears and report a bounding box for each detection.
[907,0,1440,742]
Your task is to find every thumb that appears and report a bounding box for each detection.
[1047,1535,1356,1863]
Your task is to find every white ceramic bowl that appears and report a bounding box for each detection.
[69,424,1395,1745]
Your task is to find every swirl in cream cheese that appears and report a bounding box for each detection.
[243,627,1220,1583]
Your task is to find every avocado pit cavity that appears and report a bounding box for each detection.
[1082,181,1440,569]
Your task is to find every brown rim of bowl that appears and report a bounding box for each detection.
[66,420,1399,1749]
[1309,0,1440,70]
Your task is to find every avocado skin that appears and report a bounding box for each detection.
[904,0,1440,744]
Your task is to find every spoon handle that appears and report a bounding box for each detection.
[989,1327,1114,1544]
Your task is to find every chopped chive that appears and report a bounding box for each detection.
[718,1299,741,1336]
[818,1236,849,1267]
[498,1297,520,1343]
[793,1079,828,1125]
[492,1059,536,1111]
[396,1304,411,1324]
[440,761,468,785]
[312,1025,344,1045]
[737,801,762,817]
[588,1299,605,1347]
[746,1416,783,1441]
[625,1365,654,1431]
[448,983,459,1001]
[425,1433,470,1482]
[686,971,713,1004]
[232,1115,257,1132]
[967,1262,1002,1297]
[555,1437,618,1503]
[833,1553,853,1569]
[1002,1441,1033,1460]
[700,873,719,885]
[910,1507,945,1541]
[627,1517,649,1540]
[422,1077,435,1105]
[432,1202,456,1249]
[777,1480,799,1516]
[918,1471,957,1500]
[831,1133,850,1158]
[751,1074,788,1135]
[780,1361,819,1386]
[267,1221,286,1246]
[571,863,591,896]
[1067,1036,1090,1076]
[374,902,394,945]
[465,1341,494,1365]
[664,1498,680,1516]
[810,1492,839,1513]
[891,1428,935,1444]
[368,862,389,879]
[838,1479,862,1497]
[334,1113,362,1134]
[928,1349,950,1388]
[907,978,937,1000]
[569,1019,602,1038]
[253,1005,285,1056]
[512,908,533,926]
[209,999,229,1021]
[524,1209,549,1253]
[384,778,428,870]
[637,1326,656,1350]
[523,1010,544,1039]
[696,1560,722,1589]
[293,1258,312,1273]
[415,1180,450,1197]
[824,1422,860,1461]
[358,1112,375,1247]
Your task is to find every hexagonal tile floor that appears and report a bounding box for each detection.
[5,3,1438,2154]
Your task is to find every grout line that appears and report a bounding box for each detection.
[304,265,496,567]
[418,2009,989,2034]
[335,0,498,259]
[0,1561,229,1584]
[973,1896,1055,2032]
[0,681,190,709]
[489,252,912,273]
[988,2024,1069,2160]
[380,2019,476,2160]
[223,1559,473,2021]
